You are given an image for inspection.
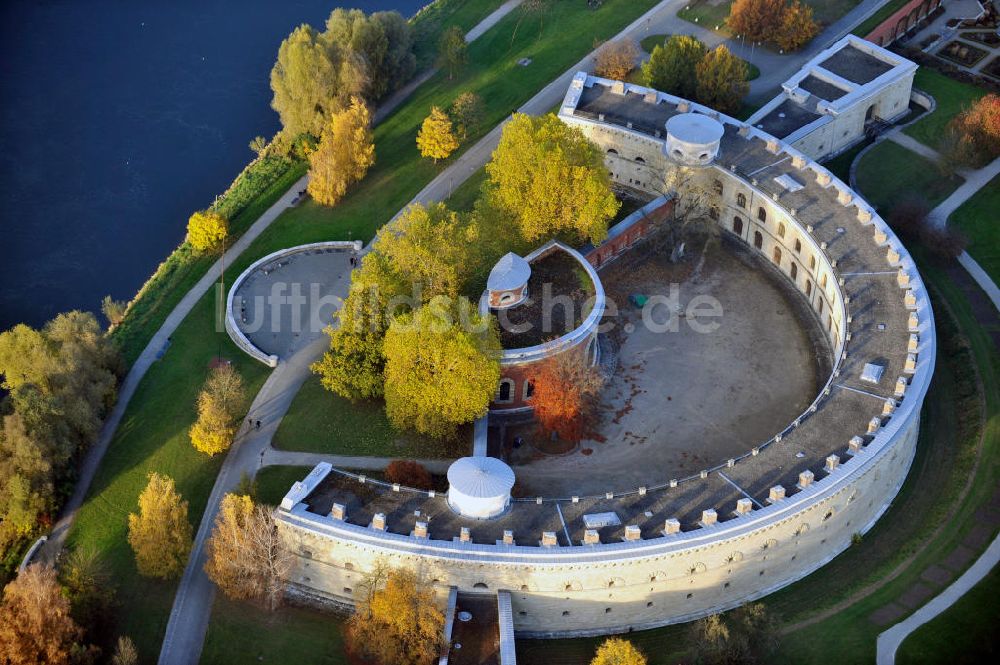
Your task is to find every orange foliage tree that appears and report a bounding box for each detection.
[944,94,1000,168]
[530,347,604,443]
[776,1,820,51]
[385,460,434,490]
[727,0,786,43]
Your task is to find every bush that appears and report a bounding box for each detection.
[593,38,640,80]
[385,460,434,490]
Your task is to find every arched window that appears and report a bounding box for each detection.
[709,206,719,220]
[809,255,816,270]
[713,179,724,195]
[805,279,812,297]
[820,273,828,289]
[607,148,618,155]
[777,222,786,238]
[772,247,782,265]
[754,231,763,250]
[736,193,746,208]
[790,262,798,280]
[497,379,513,403]
[818,298,824,314]
[794,238,802,253]
[635,156,645,163]
[758,206,767,222]
[473,582,489,589]
[733,216,743,235]
[523,381,535,400]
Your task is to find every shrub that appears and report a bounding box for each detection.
[385,460,434,490]
[593,38,640,80]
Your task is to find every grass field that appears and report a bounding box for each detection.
[854,141,964,211]
[66,288,271,663]
[949,173,1000,285]
[897,568,1000,664]
[904,69,987,150]
[272,374,468,458]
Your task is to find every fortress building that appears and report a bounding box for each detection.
[273,41,933,646]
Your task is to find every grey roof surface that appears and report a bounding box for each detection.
[819,44,895,84]
[487,252,531,292]
[447,456,516,498]
[753,98,822,139]
[798,74,850,101]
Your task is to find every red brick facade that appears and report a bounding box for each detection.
[865,0,942,47]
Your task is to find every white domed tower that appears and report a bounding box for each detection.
[486,252,531,309]
[446,456,516,519]
[665,113,725,167]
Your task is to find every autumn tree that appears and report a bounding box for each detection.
[689,603,779,665]
[127,472,192,579]
[696,46,750,115]
[417,106,460,163]
[591,637,647,665]
[60,547,116,645]
[346,567,445,665]
[110,637,138,665]
[594,38,640,80]
[642,36,706,100]
[0,312,120,549]
[186,210,228,253]
[450,91,485,141]
[189,364,246,456]
[438,25,468,79]
[0,564,84,665]
[248,135,268,156]
[776,1,820,51]
[943,93,1000,168]
[385,460,433,490]
[324,8,416,101]
[308,97,376,206]
[530,347,604,443]
[101,295,127,329]
[383,297,501,438]
[270,24,342,138]
[485,113,619,246]
[727,0,786,43]
[204,493,290,611]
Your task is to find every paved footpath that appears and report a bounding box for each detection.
[877,535,1000,664]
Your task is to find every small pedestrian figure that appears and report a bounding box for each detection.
[259,449,265,468]
[255,419,261,430]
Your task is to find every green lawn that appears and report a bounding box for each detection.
[273,374,468,458]
[255,465,313,505]
[66,287,272,662]
[897,569,1000,664]
[949,174,1000,284]
[201,596,348,665]
[821,138,872,184]
[904,69,987,150]
[854,141,964,211]
[637,33,761,80]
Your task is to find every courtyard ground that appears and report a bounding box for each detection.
[507,240,828,497]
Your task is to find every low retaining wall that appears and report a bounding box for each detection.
[865,0,943,47]
[225,240,362,367]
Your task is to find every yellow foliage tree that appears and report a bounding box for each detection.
[485,113,619,246]
[307,97,376,206]
[186,210,228,252]
[127,472,192,579]
[775,1,820,52]
[189,364,245,456]
[416,106,459,163]
[591,637,648,665]
[383,297,500,439]
[346,567,444,665]
[594,38,640,81]
[0,564,84,665]
[695,45,750,115]
[204,493,290,610]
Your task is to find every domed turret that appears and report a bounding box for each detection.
[665,113,725,167]
[487,252,531,309]
[447,456,516,519]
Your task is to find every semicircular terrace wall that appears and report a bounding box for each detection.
[274,74,935,637]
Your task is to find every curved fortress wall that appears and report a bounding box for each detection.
[274,73,935,636]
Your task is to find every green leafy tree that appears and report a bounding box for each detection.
[449,91,485,141]
[325,9,415,101]
[591,637,648,665]
[416,106,459,163]
[485,113,619,246]
[695,45,750,115]
[383,298,500,438]
[270,24,342,138]
[641,35,706,100]
[689,603,779,664]
[307,97,376,206]
[127,472,192,579]
[186,210,228,253]
[438,25,467,80]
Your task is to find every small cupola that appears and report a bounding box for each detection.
[487,252,531,310]
[665,112,725,166]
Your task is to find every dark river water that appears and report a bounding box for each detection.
[0,0,423,331]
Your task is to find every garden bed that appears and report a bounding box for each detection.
[962,30,1000,47]
[937,40,989,67]
[984,55,1000,80]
